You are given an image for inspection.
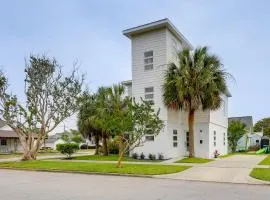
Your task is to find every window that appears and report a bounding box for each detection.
[145,135,154,141]
[223,132,226,145]
[144,51,153,70]
[200,130,203,133]
[200,140,203,144]
[213,131,216,147]
[144,87,154,102]
[173,130,178,148]
[0,138,7,146]
[186,131,189,148]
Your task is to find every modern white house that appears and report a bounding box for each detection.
[122,18,231,159]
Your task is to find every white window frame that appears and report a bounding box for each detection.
[144,51,153,71]
[144,87,154,102]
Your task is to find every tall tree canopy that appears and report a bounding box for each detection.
[0,55,83,160]
[228,120,247,152]
[254,117,270,136]
[163,47,230,157]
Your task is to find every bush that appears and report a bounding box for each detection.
[108,140,119,154]
[56,143,79,159]
[132,152,138,159]
[140,152,145,160]
[158,153,164,160]
[80,144,88,149]
[148,153,156,160]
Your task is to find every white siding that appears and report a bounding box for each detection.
[127,23,229,159]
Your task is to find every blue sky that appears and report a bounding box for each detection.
[0,0,269,126]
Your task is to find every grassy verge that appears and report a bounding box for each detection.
[0,153,22,159]
[250,168,270,182]
[0,161,191,175]
[259,155,270,165]
[219,152,266,158]
[72,154,161,162]
[175,157,213,163]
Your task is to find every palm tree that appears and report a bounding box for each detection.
[228,120,247,152]
[163,47,230,157]
[77,93,102,155]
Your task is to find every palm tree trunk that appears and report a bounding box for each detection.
[102,133,108,156]
[94,134,99,155]
[188,109,195,157]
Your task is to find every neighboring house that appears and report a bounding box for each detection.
[0,119,23,153]
[122,18,231,159]
[43,132,69,150]
[228,116,261,151]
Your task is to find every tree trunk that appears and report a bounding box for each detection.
[102,133,108,156]
[22,150,36,160]
[117,135,124,168]
[188,109,195,157]
[94,134,99,155]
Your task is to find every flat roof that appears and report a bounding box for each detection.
[122,18,193,50]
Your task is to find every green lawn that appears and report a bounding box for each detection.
[219,152,264,158]
[0,161,191,175]
[0,153,22,159]
[72,154,161,162]
[175,157,213,163]
[259,155,270,165]
[250,168,270,182]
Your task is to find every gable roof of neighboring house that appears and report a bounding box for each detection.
[122,18,193,50]
[228,116,253,132]
[0,130,18,138]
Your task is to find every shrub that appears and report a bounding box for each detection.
[148,153,156,160]
[56,143,79,159]
[132,152,138,159]
[80,144,88,149]
[158,153,164,160]
[108,140,119,154]
[140,152,145,160]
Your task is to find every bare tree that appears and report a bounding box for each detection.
[0,55,83,160]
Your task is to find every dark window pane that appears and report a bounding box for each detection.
[173,142,178,147]
[200,140,203,144]
[173,136,177,141]
[144,51,153,57]
[173,130,177,135]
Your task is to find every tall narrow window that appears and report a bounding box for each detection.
[144,87,154,103]
[223,132,226,145]
[214,131,216,147]
[186,131,189,149]
[144,51,153,70]
[173,129,178,147]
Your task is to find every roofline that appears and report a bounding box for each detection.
[121,80,132,85]
[122,18,193,50]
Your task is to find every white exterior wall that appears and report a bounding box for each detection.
[127,25,229,159]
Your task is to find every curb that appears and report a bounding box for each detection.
[0,167,154,178]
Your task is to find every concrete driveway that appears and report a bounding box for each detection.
[157,155,268,184]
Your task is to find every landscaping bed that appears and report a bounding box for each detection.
[0,161,191,175]
[72,154,161,162]
[175,157,213,163]
[250,168,270,182]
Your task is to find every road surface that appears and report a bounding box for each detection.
[0,169,269,200]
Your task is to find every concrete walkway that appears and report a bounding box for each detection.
[156,155,268,184]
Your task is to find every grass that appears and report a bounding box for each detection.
[219,152,266,158]
[71,154,161,162]
[250,168,270,182]
[175,157,213,163]
[259,155,270,165]
[0,161,191,175]
[0,153,22,159]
